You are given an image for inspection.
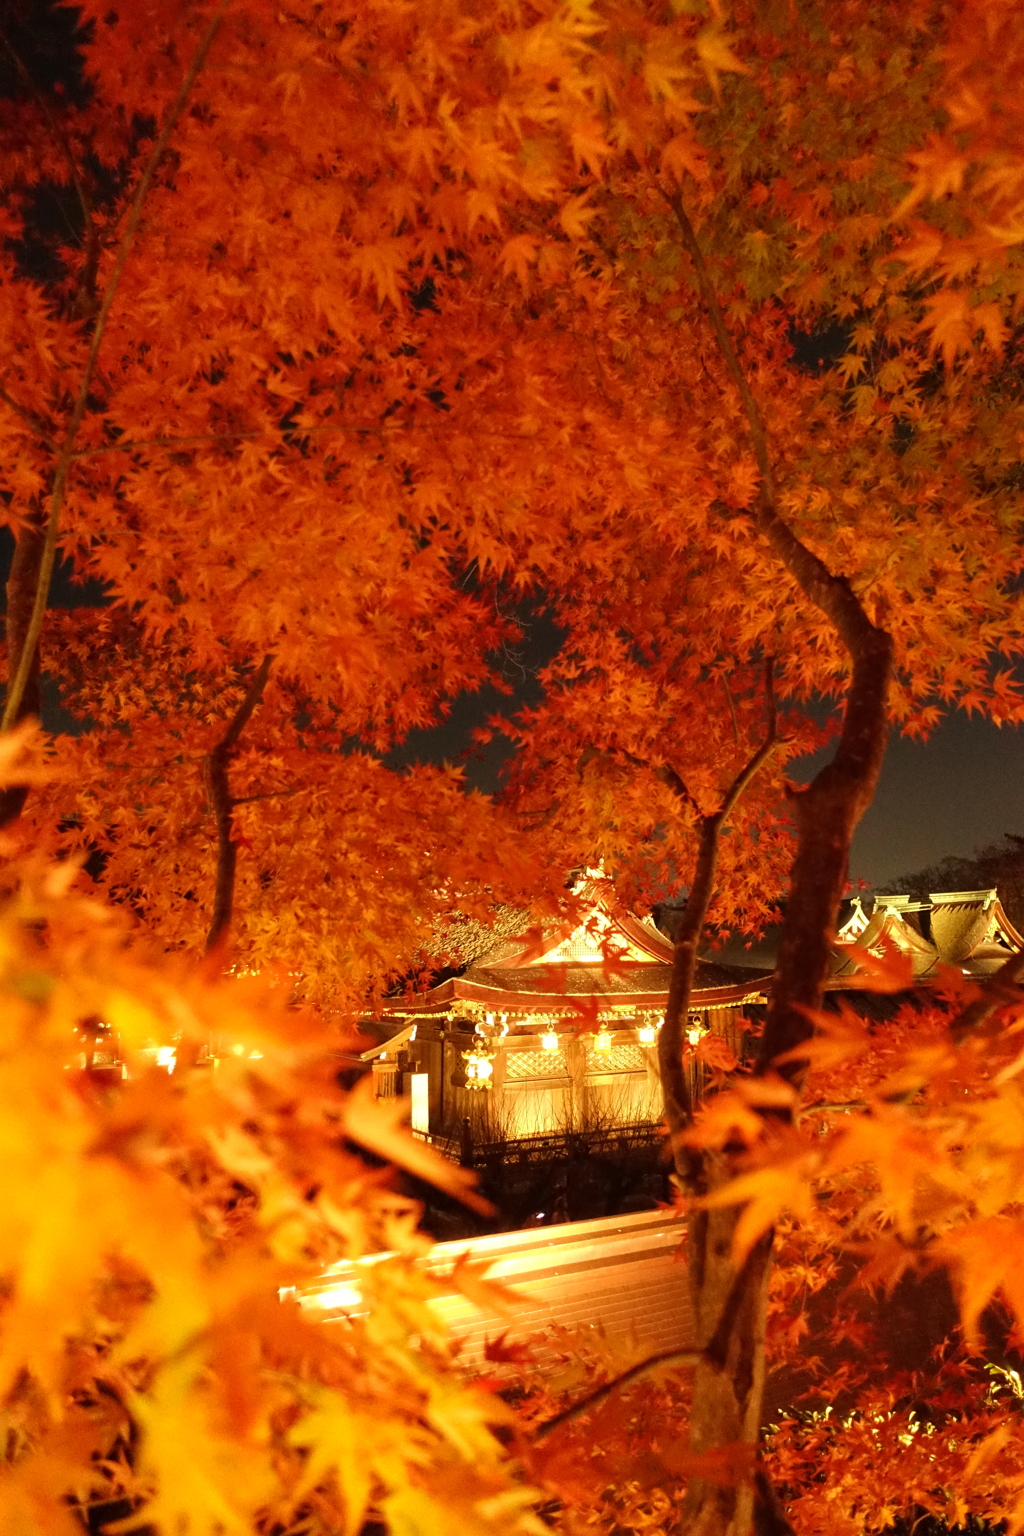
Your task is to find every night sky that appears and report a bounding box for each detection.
[422,698,1023,893]
[386,602,1024,892]
[846,715,1023,888]
[4,532,1020,894]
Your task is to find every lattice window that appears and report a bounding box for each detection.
[372,1061,399,1098]
[589,1044,645,1073]
[506,1050,568,1080]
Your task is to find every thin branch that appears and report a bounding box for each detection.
[533,1348,701,1441]
[69,421,382,460]
[718,659,779,823]
[660,188,776,499]
[219,655,274,756]
[659,187,885,663]
[231,785,313,806]
[0,382,56,445]
[661,663,781,1158]
[204,654,274,954]
[655,759,699,812]
[1,0,232,734]
[659,185,893,1083]
[723,674,740,744]
[69,420,568,462]
[587,741,701,815]
[950,946,1024,1043]
[803,1100,866,1115]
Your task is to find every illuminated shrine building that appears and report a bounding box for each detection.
[361,891,761,1145]
[361,886,1022,1147]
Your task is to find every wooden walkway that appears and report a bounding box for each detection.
[299,1208,694,1362]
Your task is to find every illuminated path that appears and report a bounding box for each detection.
[300,1208,694,1361]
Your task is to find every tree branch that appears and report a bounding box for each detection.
[231,785,311,806]
[204,655,274,954]
[1,0,231,736]
[0,508,47,827]
[584,740,700,814]
[0,382,56,445]
[660,661,781,1171]
[723,674,741,744]
[802,1100,866,1115]
[655,758,699,811]
[718,659,778,823]
[532,1348,701,1441]
[660,187,894,1084]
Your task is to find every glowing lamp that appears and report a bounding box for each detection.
[593,1028,613,1055]
[637,1023,658,1045]
[686,1022,706,1046]
[541,1029,560,1051]
[463,1048,495,1088]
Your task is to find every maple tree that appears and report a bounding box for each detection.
[483,3,1024,1525]
[3,1,1024,1534]
[0,727,539,1536]
[0,0,608,992]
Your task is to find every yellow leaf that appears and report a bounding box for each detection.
[695,24,750,99]
[700,1155,817,1265]
[559,192,595,242]
[500,234,539,285]
[340,1076,493,1214]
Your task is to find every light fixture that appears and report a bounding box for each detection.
[593,1028,613,1054]
[686,1021,707,1046]
[541,1029,559,1052]
[637,1022,658,1045]
[463,1048,495,1088]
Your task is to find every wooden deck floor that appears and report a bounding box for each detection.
[299,1208,694,1362]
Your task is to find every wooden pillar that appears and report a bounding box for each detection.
[565,1034,587,1131]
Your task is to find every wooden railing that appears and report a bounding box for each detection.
[432,1120,662,1169]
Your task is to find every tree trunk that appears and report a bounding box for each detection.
[0,513,46,826]
[204,655,274,953]
[684,1201,772,1536]
[757,627,893,1079]
[660,191,894,1536]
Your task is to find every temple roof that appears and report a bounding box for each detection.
[833,888,1023,980]
[370,885,1022,1044]
[482,903,675,970]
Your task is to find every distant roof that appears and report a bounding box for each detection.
[372,885,1020,1041]
[834,887,1023,979]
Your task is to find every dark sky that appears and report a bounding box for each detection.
[386,601,1023,892]
[9,536,1018,893]
[417,697,1022,894]
[846,715,1023,888]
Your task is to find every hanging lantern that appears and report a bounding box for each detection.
[541,1028,559,1052]
[593,1028,613,1055]
[686,1019,707,1047]
[636,1022,658,1046]
[463,1047,495,1088]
